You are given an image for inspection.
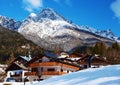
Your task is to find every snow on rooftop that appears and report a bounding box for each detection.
[20,56,31,61]
[0,65,120,85]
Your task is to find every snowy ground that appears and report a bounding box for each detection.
[0,65,120,85]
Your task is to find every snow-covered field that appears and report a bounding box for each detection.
[0,65,120,85]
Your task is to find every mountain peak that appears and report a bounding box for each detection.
[29,13,37,18]
[37,8,66,21]
[0,15,21,30]
[41,8,55,13]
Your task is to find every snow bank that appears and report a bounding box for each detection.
[0,65,120,85]
[32,65,120,85]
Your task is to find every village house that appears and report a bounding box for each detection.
[67,53,108,69]
[5,55,31,82]
[25,52,80,80]
[4,51,108,82]
[76,54,108,69]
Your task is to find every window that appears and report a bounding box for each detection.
[47,68,55,71]
[32,68,38,72]
[61,69,63,72]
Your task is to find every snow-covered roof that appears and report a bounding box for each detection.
[66,57,81,61]
[20,56,31,61]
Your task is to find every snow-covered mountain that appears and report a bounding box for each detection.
[18,8,115,51]
[117,37,120,42]
[0,8,119,51]
[78,26,115,40]
[0,15,21,30]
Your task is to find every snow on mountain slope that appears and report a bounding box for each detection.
[117,37,120,42]
[0,15,21,30]
[31,65,120,85]
[78,26,115,40]
[37,8,66,21]
[18,8,114,51]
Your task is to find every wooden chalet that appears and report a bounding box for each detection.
[25,52,80,80]
[77,54,108,69]
[5,56,31,82]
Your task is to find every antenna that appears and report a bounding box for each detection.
[26,44,31,61]
[21,44,31,61]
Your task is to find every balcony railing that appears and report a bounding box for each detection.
[30,62,79,70]
[30,62,58,67]
[24,72,37,76]
[24,71,67,76]
[42,71,67,75]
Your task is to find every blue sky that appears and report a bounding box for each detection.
[0,0,120,36]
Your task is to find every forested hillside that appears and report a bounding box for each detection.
[0,25,44,64]
[74,41,120,64]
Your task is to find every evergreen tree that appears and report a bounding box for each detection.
[54,45,61,56]
[112,42,120,51]
[5,52,15,65]
[86,47,92,54]
[92,42,100,54]
[106,47,120,64]
[92,42,107,56]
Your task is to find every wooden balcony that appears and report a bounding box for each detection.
[30,62,79,70]
[30,62,58,67]
[42,71,67,75]
[24,71,67,76]
[24,72,37,76]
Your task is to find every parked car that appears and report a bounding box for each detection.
[6,77,16,82]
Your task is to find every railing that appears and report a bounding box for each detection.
[24,71,67,76]
[42,71,67,75]
[30,62,79,70]
[24,72,37,76]
[30,62,58,67]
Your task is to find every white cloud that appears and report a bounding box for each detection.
[111,0,120,20]
[22,0,43,12]
[53,0,72,7]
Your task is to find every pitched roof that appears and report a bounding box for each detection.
[77,54,108,65]
[20,56,31,61]
[27,52,80,68]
